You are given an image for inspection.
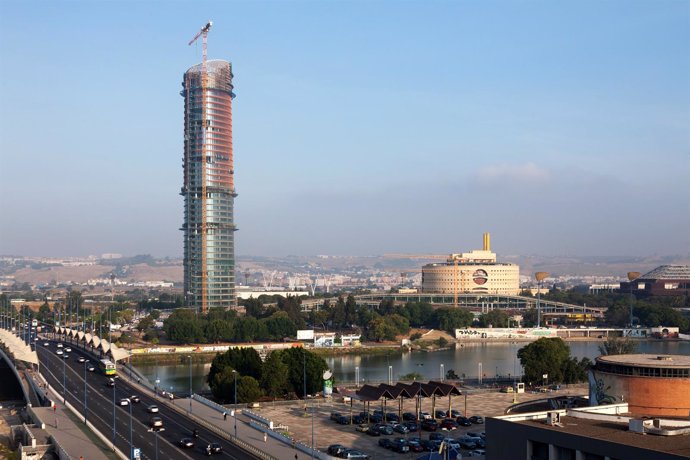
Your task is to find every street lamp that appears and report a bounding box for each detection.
[188,355,193,413]
[125,398,133,460]
[62,351,66,404]
[83,360,88,424]
[232,370,237,438]
[627,272,641,327]
[440,364,445,382]
[535,272,549,328]
[112,381,116,449]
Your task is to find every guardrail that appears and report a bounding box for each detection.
[191,393,231,415]
[248,421,327,460]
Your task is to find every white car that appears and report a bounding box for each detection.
[56,349,63,355]
[64,347,72,353]
[87,364,95,372]
[77,356,86,363]
[43,342,50,347]
[147,405,159,413]
[119,399,129,406]
[56,343,63,348]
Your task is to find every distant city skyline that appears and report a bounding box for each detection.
[1,1,688,258]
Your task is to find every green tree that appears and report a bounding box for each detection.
[237,375,263,403]
[276,347,329,397]
[261,311,297,340]
[403,302,434,327]
[205,319,233,343]
[521,308,538,327]
[434,308,474,333]
[368,316,398,341]
[478,309,510,328]
[209,366,237,403]
[604,304,630,327]
[261,351,289,398]
[136,315,154,333]
[330,296,347,329]
[344,295,358,325]
[598,337,638,356]
[518,338,571,384]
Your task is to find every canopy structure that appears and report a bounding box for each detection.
[77,331,85,342]
[98,339,111,355]
[89,335,101,349]
[0,328,38,365]
[82,333,92,345]
[108,342,129,363]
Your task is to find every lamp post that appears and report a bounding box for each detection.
[188,355,193,413]
[440,364,445,382]
[83,360,88,424]
[126,398,133,460]
[232,370,237,438]
[535,272,549,328]
[627,272,640,327]
[355,366,359,387]
[112,381,116,448]
[303,349,307,410]
[62,351,66,404]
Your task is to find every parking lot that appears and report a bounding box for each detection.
[252,384,587,459]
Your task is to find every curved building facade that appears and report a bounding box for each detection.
[422,234,520,295]
[589,354,690,417]
[181,60,237,311]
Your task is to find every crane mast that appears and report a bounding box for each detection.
[189,21,212,314]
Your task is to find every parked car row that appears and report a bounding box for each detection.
[328,444,370,459]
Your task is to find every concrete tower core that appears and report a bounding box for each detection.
[181,59,237,312]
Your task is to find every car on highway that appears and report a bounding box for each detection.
[149,417,163,428]
[119,398,129,406]
[147,405,159,413]
[106,379,115,387]
[130,395,140,403]
[43,342,50,347]
[56,343,63,348]
[62,354,70,359]
[205,443,222,455]
[56,349,63,355]
[87,364,95,372]
[178,438,194,448]
[64,347,72,353]
[77,356,86,363]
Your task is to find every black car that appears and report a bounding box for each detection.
[130,395,141,403]
[447,409,462,418]
[421,419,438,431]
[456,416,472,426]
[434,410,447,419]
[365,427,381,436]
[328,444,348,456]
[402,412,417,421]
[385,412,399,422]
[106,379,115,387]
[352,414,365,424]
[418,439,435,452]
[378,438,392,449]
[178,438,195,448]
[373,424,393,435]
[469,415,484,424]
[330,412,343,421]
[390,438,409,453]
[336,415,351,425]
[206,443,222,454]
[429,432,445,441]
[404,421,419,432]
[393,423,409,434]
[369,413,383,423]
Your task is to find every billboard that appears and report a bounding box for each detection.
[297,329,315,341]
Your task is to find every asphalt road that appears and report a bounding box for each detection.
[37,338,257,460]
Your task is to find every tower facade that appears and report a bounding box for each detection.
[181,59,237,312]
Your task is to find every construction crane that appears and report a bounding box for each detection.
[189,21,212,314]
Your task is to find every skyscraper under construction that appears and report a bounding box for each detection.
[181,58,237,312]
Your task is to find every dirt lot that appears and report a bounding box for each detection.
[251,384,588,459]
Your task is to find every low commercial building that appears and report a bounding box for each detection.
[619,265,690,297]
[487,403,690,460]
[422,233,520,295]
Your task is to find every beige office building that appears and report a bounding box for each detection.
[422,233,520,295]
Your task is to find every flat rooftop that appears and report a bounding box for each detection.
[518,415,690,457]
[597,354,690,368]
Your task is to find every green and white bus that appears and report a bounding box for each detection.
[99,359,117,376]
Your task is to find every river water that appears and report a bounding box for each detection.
[135,340,690,395]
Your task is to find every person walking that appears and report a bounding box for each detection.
[263,432,267,443]
[223,412,227,421]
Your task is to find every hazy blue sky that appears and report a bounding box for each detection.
[1,1,688,258]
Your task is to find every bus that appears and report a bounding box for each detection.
[99,359,117,376]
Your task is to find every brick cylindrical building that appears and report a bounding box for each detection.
[589,354,690,417]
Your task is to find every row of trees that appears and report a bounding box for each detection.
[207,346,329,403]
